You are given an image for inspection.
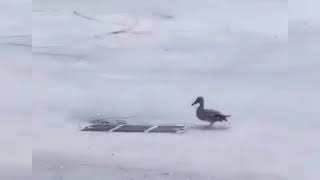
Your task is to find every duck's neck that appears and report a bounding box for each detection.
[198,100,204,109]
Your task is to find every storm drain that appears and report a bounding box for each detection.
[82,122,185,133]
[148,125,185,133]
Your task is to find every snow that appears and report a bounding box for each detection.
[0,0,319,179]
[0,0,31,179]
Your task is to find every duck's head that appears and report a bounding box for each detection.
[192,96,204,106]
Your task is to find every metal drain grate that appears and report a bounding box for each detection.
[149,126,185,133]
[82,123,185,133]
[113,125,153,132]
[82,124,118,131]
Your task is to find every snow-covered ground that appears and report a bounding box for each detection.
[1,0,319,179]
[0,0,31,179]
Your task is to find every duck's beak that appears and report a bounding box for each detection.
[191,101,197,106]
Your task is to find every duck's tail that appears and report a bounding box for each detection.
[222,115,231,123]
[215,114,231,121]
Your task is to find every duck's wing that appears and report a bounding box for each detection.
[204,109,230,118]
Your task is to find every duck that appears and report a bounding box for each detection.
[192,96,230,126]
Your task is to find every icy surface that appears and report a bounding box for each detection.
[0,0,319,179]
[0,0,31,179]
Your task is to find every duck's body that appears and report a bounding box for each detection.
[192,97,230,126]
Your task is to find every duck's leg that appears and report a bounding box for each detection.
[208,121,214,127]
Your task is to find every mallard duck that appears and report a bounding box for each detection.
[192,97,230,126]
